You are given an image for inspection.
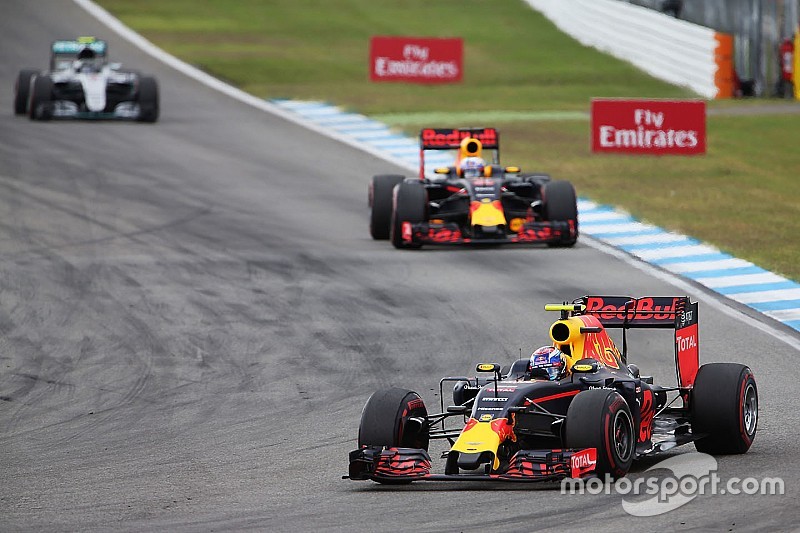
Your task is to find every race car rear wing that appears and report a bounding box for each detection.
[50,37,107,70]
[573,296,699,388]
[578,296,688,328]
[418,127,500,178]
[419,127,500,150]
[51,38,108,56]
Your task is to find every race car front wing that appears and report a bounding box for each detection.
[346,446,596,482]
[348,447,432,482]
[401,220,576,246]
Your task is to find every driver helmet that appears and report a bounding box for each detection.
[529,346,565,381]
[460,156,486,178]
[77,47,96,61]
[75,47,100,72]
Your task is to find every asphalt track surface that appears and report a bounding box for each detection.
[1,1,798,531]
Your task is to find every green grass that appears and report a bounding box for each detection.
[97,0,800,281]
[495,117,800,278]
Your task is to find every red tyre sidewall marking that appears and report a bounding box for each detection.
[739,372,753,445]
[603,411,614,472]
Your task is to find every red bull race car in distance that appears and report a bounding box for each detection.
[347,296,758,483]
[368,127,578,249]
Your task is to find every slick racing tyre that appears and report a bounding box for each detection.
[542,180,578,247]
[390,180,428,249]
[358,388,429,451]
[28,75,53,121]
[369,174,404,240]
[137,76,159,123]
[691,363,757,454]
[566,389,634,480]
[14,69,37,115]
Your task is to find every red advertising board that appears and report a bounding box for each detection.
[370,36,463,84]
[591,99,706,155]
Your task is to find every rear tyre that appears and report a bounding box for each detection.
[543,180,578,247]
[137,76,159,123]
[28,75,53,121]
[390,180,428,249]
[565,389,634,479]
[14,69,37,115]
[691,363,757,454]
[369,174,404,240]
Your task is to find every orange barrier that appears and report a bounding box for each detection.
[794,26,800,100]
[714,32,734,99]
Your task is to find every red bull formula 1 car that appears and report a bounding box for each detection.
[347,296,758,483]
[368,127,578,249]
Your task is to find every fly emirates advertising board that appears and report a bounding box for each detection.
[591,99,706,155]
[369,37,463,84]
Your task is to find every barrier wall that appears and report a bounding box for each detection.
[523,0,733,99]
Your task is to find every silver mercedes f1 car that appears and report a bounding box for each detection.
[14,37,159,122]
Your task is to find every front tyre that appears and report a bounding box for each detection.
[369,174,404,240]
[543,180,578,247]
[358,388,429,450]
[691,363,757,454]
[28,75,53,121]
[390,180,428,249]
[14,69,37,115]
[137,76,159,123]
[566,389,634,479]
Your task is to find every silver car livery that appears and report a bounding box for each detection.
[14,37,159,122]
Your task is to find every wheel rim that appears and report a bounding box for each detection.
[613,410,634,461]
[742,382,758,436]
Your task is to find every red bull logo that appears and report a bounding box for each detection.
[576,315,621,369]
[585,296,680,322]
[470,199,506,227]
[420,128,499,149]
